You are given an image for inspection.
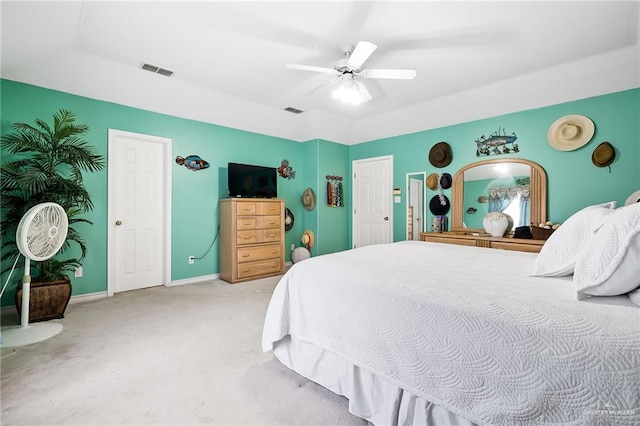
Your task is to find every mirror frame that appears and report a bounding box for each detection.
[451,158,547,233]
[406,171,427,240]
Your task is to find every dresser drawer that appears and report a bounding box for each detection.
[491,241,542,253]
[257,229,281,243]
[256,215,280,229]
[236,230,256,245]
[237,259,282,279]
[425,235,477,247]
[256,201,281,215]
[236,202,256,215]
[237,244,282,263]
[236,216,256,230]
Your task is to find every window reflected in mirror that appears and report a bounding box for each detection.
[463,163,531,228]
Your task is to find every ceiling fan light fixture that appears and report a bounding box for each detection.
[332,75,370,105]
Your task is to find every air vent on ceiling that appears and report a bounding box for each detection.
[141,63,174,77]
[284,107,304,114]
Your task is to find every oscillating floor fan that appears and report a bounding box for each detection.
[1,202,68,348]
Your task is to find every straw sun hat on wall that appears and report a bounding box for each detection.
[547,115,595,151]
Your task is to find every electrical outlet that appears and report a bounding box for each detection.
[188,256,195,264]
[290,243,295,251]
[74,266,83,278]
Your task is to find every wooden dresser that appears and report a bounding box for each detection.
[420,232,545,253]
[220,198,285,283]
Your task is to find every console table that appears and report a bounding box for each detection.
[420,232,545,253]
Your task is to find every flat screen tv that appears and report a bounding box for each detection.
[228,162,277,198]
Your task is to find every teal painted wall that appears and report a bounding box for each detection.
[0,80,308,305]
[317,140,350,255]
[1,79,638,306]
[350,88,639,243]
[299,140,319,256]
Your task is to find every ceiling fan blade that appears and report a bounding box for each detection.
[354,80,373,103]
[303,77,340,96]
[347,41,377,70]
[286,64,339,75]
[359,68,417,80]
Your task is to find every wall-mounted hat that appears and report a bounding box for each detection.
[592,141,615,168]
[301,229,315,249]
[547,115,595,151]
[284,207,295,231]
[426,173,439,190]
[428,142,452,168]
[429,194,450,216]
[439,173,452,190]
[301,187,316,211]
[625,190,640,206]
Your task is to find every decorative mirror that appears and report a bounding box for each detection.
[406,172,427,240]
[451,158,547,233]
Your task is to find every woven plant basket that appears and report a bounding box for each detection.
[530,225,555,240]
[15,276,72,322]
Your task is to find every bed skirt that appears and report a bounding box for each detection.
[273,336,477,426]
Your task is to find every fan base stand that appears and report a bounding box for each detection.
[0,322,63,348]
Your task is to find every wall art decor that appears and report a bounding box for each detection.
[475,127,519,157]
[277,159,296,179]
[175,155,209,171]
[326,175,344,207]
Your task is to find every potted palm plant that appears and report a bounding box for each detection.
[1,109,105,321]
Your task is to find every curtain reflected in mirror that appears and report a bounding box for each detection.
[406,172,426,240]
[462,163,531,228]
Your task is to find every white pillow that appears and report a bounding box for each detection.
[533,201,616,276]
[574,202,640,296]
[628,288,640,306]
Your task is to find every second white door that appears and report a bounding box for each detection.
[108,129,171,294]
[352,155,393,248]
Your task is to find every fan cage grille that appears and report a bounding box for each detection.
[16,203,69,262]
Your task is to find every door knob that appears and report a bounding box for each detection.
[115,220,123,226]
[384,216,389,221]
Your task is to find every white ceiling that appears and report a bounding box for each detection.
[1,1,638,145]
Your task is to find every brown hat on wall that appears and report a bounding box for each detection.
[426,173,439,190]
[301,187,316,211]
[592,142,615,168]
[429,142,452,168]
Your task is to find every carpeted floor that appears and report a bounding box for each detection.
[0,276,369,425]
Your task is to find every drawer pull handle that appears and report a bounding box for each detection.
[244,236,252,240]
[241,254,250,258]
[268,234,275,237]
[241,269,249,273]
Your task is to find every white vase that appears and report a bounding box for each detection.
[483,212,509,237]
[502,213,514,234]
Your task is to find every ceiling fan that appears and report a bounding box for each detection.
[286,41,417,104]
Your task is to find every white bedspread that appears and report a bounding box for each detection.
[262,241,640,425]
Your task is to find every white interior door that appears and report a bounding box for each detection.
[108,129,171,295]
[409,178,423,240]
[352,155,393,248]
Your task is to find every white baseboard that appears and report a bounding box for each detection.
[69,291,108,305]
[1,273,227,315]
[168,274,220,287]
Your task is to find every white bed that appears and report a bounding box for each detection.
[262,241,640,426]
